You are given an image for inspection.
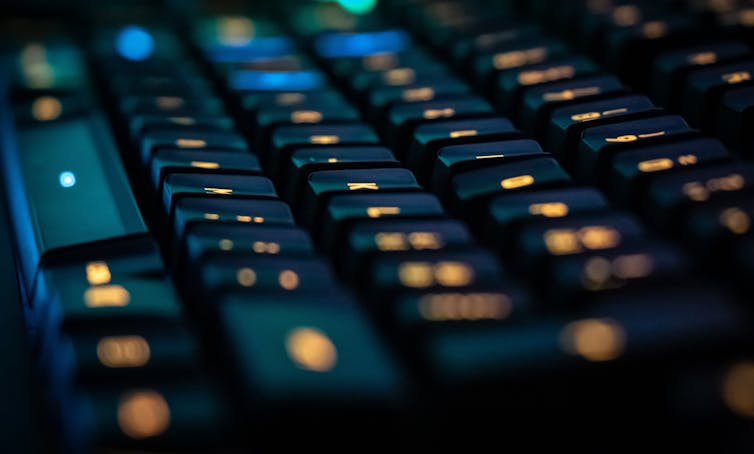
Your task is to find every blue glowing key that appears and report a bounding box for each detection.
[206,37,296,62]
[315,29,410,59]
[228,70,326,91]
[115,25,155,61]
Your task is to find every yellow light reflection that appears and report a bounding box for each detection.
[218,238,234,251]
[97,335,150,368]
[501,174,535,189]
[309,135,340,144]
[423,107,455,120]
[84,285,131,307]
[86,261,112,285]
[286,327,338,372]
[720,207,751,234]
[31,96,62,121]
[191,161,220,169]
[175,139,207,148]
[449,129,477,138]
[561,318,626,362]
[236,267,257,287]
[723,361,754,418]
[367,206,401,218]
[278,270,299,290]
[118,390,170,439]
[402,87,435,102]
[217,16,255,46]
[291,110,323,123]
[383,67,416,85]
[529,202,569,218]
[418,292,512,321]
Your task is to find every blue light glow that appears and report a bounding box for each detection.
[315,29,409,58]
[59,171,76,188]
[115,25,155,61]
[229,70,326,91]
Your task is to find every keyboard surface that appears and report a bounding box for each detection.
[3,0,754,451]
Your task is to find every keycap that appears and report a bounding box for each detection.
[228,69,327,92]
[449,157,571,217]
[681,60,754,129]
[519,75,625,136]
[484,187,609,249]
[651,42,750,109]
[351,64,453,94]
[241,90,347,113]
[406,116,519,181]
[284,146,399,199]
[431,139,545,196]
[545,94,659,162]
[318,192,446,252]
[173,198,294,240]
[717,86,754,156]
[130,114,235,140]
[196,255,339,298]
[182,223,314,269]
[340,218,473,280]
[149,148,262,193]
[505,211,645,273]
[544,241,689,304]
[162,173,277,219]
[268,123,380,175]
[65,382,229,452]
[385,97,494,153]
[607,138,730,205]
[367,81,470,121]
[218,294,404,425]
[643,162,754,230]
[473,39,569,92]
[496,56,599,116]
[576,115,696,181]
[5,110,152,290]
[367,248,505,298]
[120,95,224,117]
[140,129,248,166]
[314,29,411,59]
[682,194,754,258]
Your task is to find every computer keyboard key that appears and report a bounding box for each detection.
[182,223,314,269]
[162,173,277,220]
[129,114,235,139]
[367,80,470,120]
[682,194,754,258]
[367,248,504,298]
[544,241,689,303]
[253,102,361,140]
[314,28,411,59]
[682,60,754,129]
[546,94,659,162]
[643,161,754,230]
[651,42,751,109]
[432,139,545,196]
[67,382,230,452]
[473,39,569,91]
[385,97,494,153]
[496,56,600,116]
[717,86,754,156]
[577,115,696,181]
[341,218,473,280]
[449,157,571,217]
[351,64,452,93]
[120,95,224,118]
[329,48,435,79]
[228,69,328,92]
[284,146,399,199]
[196,255,339,298]
[520,75,625,137]
[150,148,263,193]
[319,192,446,252]
[608,138,730,205]
[484,187,609,249]
[50,326,200,386]
[173,197,294,240]
[506,211,645,273]
[299,167,420,226]
[5,111,153,290]
[406,116,519,180]
[218,294,404,423]
[241,90,347,113]
[269,123,379,174]
[140,129,248,166]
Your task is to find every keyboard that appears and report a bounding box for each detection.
[3,0,754,451]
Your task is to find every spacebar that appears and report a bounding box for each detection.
[1,109,152,291]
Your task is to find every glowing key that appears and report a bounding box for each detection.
[115,25,155,61]
[118,390,170,439]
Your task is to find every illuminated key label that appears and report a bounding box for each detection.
[84,285,131,307]
[347,182,379,190]
[86,261,112,285]
[118,390,170,439]
[501,174,534,189]
[286,327,338,372]
[419,292,512,321]
[97,335,151,368]
[560,318,626,362]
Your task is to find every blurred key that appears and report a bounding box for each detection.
[173,198,294,240]
[717,86,754,157]
[484,187,609,249]
[162,174,277,219]
[682,60,754,129]
[242,90,347,113]
[473,39,569,92]
[130,114,235,140]
[319,192,445,252]
[314,29,411,59]
[506,211,645,273]
[651,42,750,109]
[643,162,754,230]
[341,218,473,280]
[682,194,754,258]
[120,95,224,117]
[228,69,327,92]
[367,80,470,121]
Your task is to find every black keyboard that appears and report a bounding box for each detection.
[3,0,754,451]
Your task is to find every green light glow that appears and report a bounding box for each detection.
[318,0,377,15]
